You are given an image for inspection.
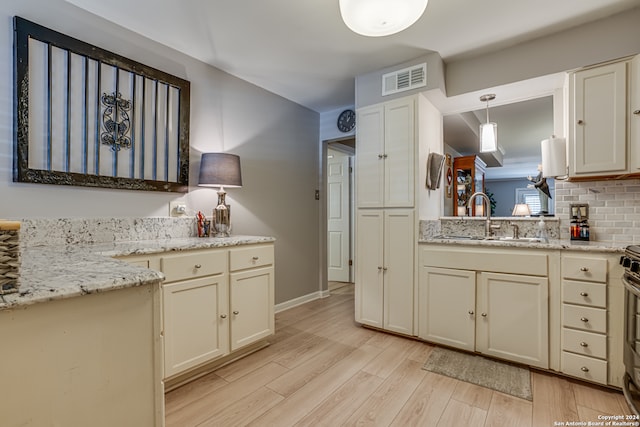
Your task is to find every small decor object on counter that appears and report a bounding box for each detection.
[196,211,210,237]
[0,220,21,294]
[570,203,590,241]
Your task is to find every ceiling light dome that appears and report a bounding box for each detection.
[339,0,429,37]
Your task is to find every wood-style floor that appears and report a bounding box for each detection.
[165,282,631,426]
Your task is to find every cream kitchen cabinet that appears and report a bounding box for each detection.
[419,245,550,369]
[229,245,275,351]
[117,242,276,382]
[560,252,624,387]
[355,209,415,335]
[355,96,416,208]
[569,55,640,178]
[161,250,230,378]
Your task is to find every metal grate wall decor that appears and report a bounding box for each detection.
[13,16,191,193]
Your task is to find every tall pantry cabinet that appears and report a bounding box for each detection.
[355,95,418,336]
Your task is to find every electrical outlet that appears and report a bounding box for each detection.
[169,201,188,217]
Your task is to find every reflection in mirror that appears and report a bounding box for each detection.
[443,96,554,217]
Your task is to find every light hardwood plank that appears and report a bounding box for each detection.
[196,387,284,427]
[571,379,626,415]
[532,371,579,426]
[343,359,427,426]
[164,372,228,415]
[437,398,488,427]
[251,344,384,426]
[484,392,533,427]
[451,379,495,411]
[390,371,459,426]
[293,370,384,427]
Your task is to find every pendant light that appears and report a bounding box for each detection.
[339,0,429,37]
[479,94,497,153]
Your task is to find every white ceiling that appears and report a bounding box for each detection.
[64,0,640,113]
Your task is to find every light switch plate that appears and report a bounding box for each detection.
[169,201,188,217]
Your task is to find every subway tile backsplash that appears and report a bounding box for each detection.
[553,178,640,243]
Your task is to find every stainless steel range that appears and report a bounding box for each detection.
[622,245,640,416]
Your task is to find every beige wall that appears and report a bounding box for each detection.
[0,0,320,304]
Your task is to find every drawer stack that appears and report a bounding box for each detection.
[561,255,608,384]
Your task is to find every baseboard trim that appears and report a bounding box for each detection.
[275,289,330,313]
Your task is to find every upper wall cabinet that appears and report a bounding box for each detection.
[569,56,640,178]
[356,96,416,208]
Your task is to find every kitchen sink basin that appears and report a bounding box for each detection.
[433,235,543,243]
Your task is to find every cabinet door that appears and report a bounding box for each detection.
[230,266,275,351]
[355,210,384,328]
[384,97,415,207]
[383,209,415,335]
[477,272,549,368]
[418,266,476,351]
[631,55,640,173]
[571,61,628,176]
[356,105,385,208]
[163,275,229,378]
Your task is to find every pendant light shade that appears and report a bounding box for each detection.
[339,0,428,37]
[479,94,497,153]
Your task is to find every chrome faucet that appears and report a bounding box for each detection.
[467,192,496,237]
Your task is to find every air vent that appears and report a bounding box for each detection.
[382,63,427,96]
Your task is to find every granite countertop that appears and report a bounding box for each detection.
[0,235,275,311]
[419,236,629,253]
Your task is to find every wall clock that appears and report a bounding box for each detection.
[337,109,356,133]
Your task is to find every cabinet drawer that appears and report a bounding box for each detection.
[562,351,608,384]
[562,304,607,333]
[230,245,274,272]
[562,328,607,359]
[562,280,606,308]
[562,256,607,283]
[161,250,227,283]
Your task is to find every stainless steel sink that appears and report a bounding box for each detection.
[433,235,543,243]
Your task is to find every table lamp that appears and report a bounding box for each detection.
[198,153,242,237]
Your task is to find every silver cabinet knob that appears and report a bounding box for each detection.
[233,311,239,315]
[580,342,588,347]
[378,154,384,159]
[580,267,589,272]
[378,266,383,271]
[252,256,259,261]
[195,264,202,269]
[577,119,584,125]
[581,366,589,372]
[481,313,487,317]
[580,292,589,297]
[220,314,227,319]
[580,317,589,323]
[383,267,388,271]
[633,109,640,115]
[468,310,474,315]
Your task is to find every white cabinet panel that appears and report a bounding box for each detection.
[419,266,476,351]
[355,210,385,329]
[477,272,549,369]
[163,276,229,378]
[230,266,275,351]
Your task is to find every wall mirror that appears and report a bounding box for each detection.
[443,96,555,217]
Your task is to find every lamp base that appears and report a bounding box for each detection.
[212,188,231,237]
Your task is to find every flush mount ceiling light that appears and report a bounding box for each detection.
[339,0,429,37]
[479,94,497,153]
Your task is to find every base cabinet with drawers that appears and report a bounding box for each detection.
[560,252,624,386]
[118,242,275,381]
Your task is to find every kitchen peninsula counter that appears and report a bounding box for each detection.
[0,235,275,310]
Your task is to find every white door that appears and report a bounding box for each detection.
[355,104,384,207]
[328,149,351,282]
[355,209,384,328]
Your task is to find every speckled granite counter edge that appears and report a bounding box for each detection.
[419,237,628,253]
[0,235,275,311]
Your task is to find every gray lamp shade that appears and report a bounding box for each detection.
[198,153,243,188]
